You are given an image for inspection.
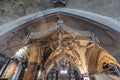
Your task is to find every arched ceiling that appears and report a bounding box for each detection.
[23,26,120,75]
[0,8,120,60]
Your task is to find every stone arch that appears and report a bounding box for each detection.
[1,8,120,37]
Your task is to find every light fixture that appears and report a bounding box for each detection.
[60,69,67,74]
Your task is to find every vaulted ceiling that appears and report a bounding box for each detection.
[0,8,120,59]
[0,8,120,76]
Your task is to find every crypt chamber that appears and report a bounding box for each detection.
[0,8,120,80]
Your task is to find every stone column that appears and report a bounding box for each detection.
[23,44,39,80]
[11,58,24,80]
[24,62,37,80]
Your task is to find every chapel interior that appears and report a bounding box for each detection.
[0,0,120,80]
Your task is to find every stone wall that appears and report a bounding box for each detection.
[0,0,52,25]
[67,0,120,18]
[0,0,120,25]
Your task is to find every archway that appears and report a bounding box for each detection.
[0,8,120,80]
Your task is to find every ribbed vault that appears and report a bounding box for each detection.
[0,8,120,80]
[23,24,120,77]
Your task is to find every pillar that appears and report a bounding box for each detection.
[23,62,37,80]
[11,57,24,80]
[23,43,39,80]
